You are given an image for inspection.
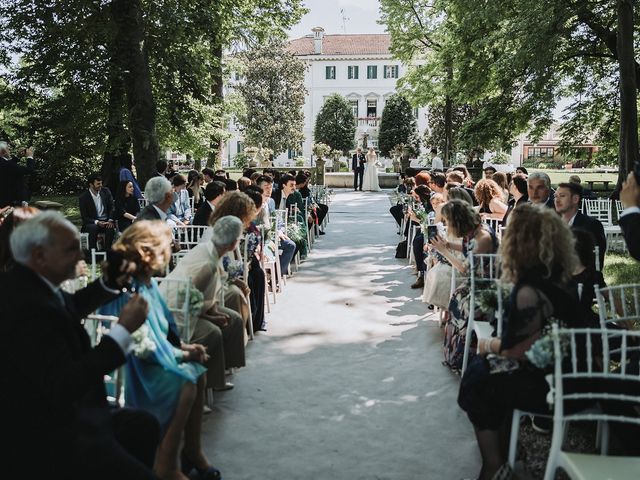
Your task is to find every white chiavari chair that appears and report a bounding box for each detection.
[154,276,193,342]
[90,249,108,280]
[583,199,613,227]
[82,314,123,405]
[173,225,211,251]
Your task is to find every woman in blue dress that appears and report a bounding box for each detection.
[100,220,220,480]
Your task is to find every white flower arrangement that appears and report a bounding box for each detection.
[525,320,568,370]
[131,324,157,359]
[226,260,244,282]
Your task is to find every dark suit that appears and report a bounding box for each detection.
[0,155,35,207]
[192,201,213,226]
[572,211,606,268]
[135,204,163,221]
[619,211,640,261]
[0,265,159,479]
[352,153,365,190]
[79,188,116,251]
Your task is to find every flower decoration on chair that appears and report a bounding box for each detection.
[225,259,245,282]
[525,319,569,371]
[286,222,305,243]
[177,285,205,319]
[131,324,157,359]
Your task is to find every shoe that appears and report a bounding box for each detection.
[530,414,552,434]
[181,451,222,480]
[319,230,326,235]
[213,382,234,392]
[411,276,424,289]
[427,304,434,310]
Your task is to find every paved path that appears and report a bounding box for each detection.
[201,190,480,479]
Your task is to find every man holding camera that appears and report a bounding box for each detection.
[620,171,640,260]
[0,141,35,208]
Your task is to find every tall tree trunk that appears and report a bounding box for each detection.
[102,55,131,194]
[111,0,159,188]
[207,11,224,169]
[616,0,639,191]
[443,63,454,166]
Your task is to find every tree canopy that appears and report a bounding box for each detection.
[313,94,356,155]
[377,93,419,157]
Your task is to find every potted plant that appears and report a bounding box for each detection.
[244,146,259,167]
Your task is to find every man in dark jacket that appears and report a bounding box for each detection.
[192,181,226,226]
[1,211,158,479]
[79,173,116,251]
[352,148,365,191]
[0,142,35,207]
[136,176,174,222]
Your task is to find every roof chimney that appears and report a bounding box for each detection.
[312,27,325,54]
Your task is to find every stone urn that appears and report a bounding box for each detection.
[315,157,326,185]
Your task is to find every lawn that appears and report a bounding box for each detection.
[603,252,640,286]
[31,195,82,227]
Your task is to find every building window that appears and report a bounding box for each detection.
[527,147,554,159]
[325,66,336,80]
[350,100,359,119]
[367,65,377,79]
[347,66,359,80]
[237,141,243,154]
[367,99,377,117]
[383,65,399,79]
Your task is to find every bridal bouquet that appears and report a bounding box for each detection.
[131,324,157,359]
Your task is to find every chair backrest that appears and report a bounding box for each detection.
[83,314,122,405]
[275,209,287,232]
[138,197,149,209]
[550,325,640,428]
[173,225,211,250]
[615,200,624,222]
[154,276,192,341]
[596,283,640,329]
[90,249,108,280]
[469,252,505,335]
[482,218,501,236]
[583,198,612,226]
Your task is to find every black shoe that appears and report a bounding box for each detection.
[530,415,552,434]
[181,451,222,480]
[213,382,234,392]
[411,277,424,289]
[319,230,326,235]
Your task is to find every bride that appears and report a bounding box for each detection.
[362,147,381,191]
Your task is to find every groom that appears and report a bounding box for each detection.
[352,148,366,191]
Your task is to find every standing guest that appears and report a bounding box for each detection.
[214,169,229,179]
[168,174,192,226]
[155,160,168,178]
[515,166,528,176]
[202,168,215,184]
[430,147,443,170]
[192,181,226,227]
[527,171,555,208]
[99,221,220,480]
[114,180,141,232]
[491,172,510,203]
[2,211,158,479]
[118,154,143,199]
[137,177,174,222]
[164,161,177,180]
[224,178,238,191]
[619,171,640,261]
[79,173,116,251]
[483,165,497,179]
[408,185,434,290]
[352,147,366,191]
[0,142,35,207]
[453,165,475,188]
[186,170,205,211]
[159,216,245,394]
[502,174,528,225]
[554,182,606,268]
[474,179,508,221]
[0,206,40,271]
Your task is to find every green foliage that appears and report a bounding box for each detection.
[314,94,356,154]
[233,153,249,170]
[378,94,419,157]
[235,40,306,156]
[603,253,640,287]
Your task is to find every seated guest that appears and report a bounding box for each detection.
[137,177,174,222]
[114,180,141,232]
[474,179,508,221]
[452,164,475,188]
[515,166,528,176]
[119,154,143,199]
[250,171,261,184]
[168,174,192,226]
[237,176,252,192]
[186,170,205,211]
[214,169,228,179]
[483,165,496,179]
[155,160,168,178]
[527,171,555,208]
[619,171,640,260]
[2,211,158,479]
[242,168,257,179]
[202,167,215,184]
[491,172,510,203]
[502,174,528,226]
[99,221,221,480]
[297,173,328,233]
[160,216,245,393]
[429,172,447,194]
[415,171,431,187]
[192,181,226,226]
[79,173,116,251]
[0,206,40,272]
[272,173,308,258]
[554,182,606,268]
[224,178,238,191]
[572,228,605,311]
[457,204,596,480]
[447,171,477,204]
[257,175,295,276]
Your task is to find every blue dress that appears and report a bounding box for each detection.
[99,279,206,430]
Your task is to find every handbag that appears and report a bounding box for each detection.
[395,240,408,258]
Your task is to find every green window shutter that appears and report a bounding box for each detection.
[353,66,358,79]
[393,65,399,78]
[326,66,335,79]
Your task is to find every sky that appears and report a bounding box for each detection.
[288,0,386,39]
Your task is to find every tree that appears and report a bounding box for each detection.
[378,93,419,158]
[313,94,356,154]
[235,40,306,156]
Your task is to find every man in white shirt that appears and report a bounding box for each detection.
[78,173,115,251]
[430,148,443,171]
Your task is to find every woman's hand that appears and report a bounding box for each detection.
[233,279,251,296]
[182,343,209,364]
[430,234,448,254]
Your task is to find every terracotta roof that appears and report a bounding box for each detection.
[287,34,391,56]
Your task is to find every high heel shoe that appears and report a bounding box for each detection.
[180,450,222,480]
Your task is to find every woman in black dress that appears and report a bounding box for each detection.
[115,180,140,232]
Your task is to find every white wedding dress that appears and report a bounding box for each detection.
[362,153,381,191]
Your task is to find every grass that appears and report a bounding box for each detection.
[31,195,82,227]
[603,253,640,286]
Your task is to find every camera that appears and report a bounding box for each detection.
[427,225,439,243]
